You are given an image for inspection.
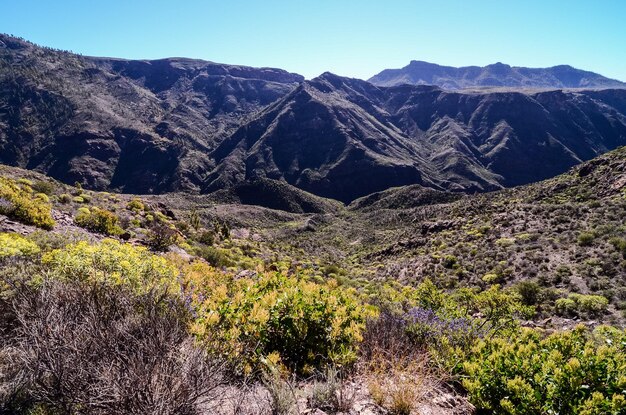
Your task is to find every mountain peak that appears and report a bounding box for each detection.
[487,62,511,68]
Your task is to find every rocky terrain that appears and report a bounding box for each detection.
[2,34,626,204]
[369,60,626,89]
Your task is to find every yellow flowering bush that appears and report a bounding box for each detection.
[0,177,55,229]
[74,207,123,235]
[42,239,179,294]
[184,261,370,373]
[462,325,626,415]
[0,233,40,258]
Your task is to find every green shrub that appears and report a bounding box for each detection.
[34,193,50,203]
[556,293,609,318]
[188,209,201,230]
[74,207,122,235]
[58,193,72,203]
[577,232,595,246]
[323,263,345,276]
[16,178,33,187]
[516,281,542,306]
[462,325,626,415]
[32,180,55,195]
[0,233,40,258]
[482,273,501,284]
[194,245,234,268]
[495,237,515,247]
[0,177,55,229]
[196,230,216,245]
[441,255,458,269]
[610,237,626,258]
[73,195,86,203]
[126,198,145,212]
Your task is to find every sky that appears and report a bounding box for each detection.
[1,0,625,81]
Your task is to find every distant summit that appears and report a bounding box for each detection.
[369,60,626,89]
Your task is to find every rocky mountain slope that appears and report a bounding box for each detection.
[211,73,626,200]
[0,34,303,193]
[369,60,626,89]
[2,34,626,202]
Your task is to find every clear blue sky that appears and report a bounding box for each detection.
[2,0,625,81]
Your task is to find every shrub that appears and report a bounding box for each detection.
[16,178,33,187]
[41,239,179,294]
[442,255,458,269]
[365,352,435,415]
[73,195,85,203]
[323,263,345,276]
[34,193,49,203]
[0,233,40,259]
[0,279,226,414]
[577,232,595,246]
[194,245,234,268]
[145,223,179,251]
[404,307,475,349]
[74,207,122,235]
[516,280,542,306]
[556,293,609,318]
[0,177,55,229]
[262,363,298,415]
[495,237,515,247]
[610,237,626,258]
[308,366,354,413]
[186,267,368,373]
[188,210,201,230]
[482,273,501,284]
[31,180,54,195]
[462,325,626,415]
[126,198,145,212]
[197,230,216,245]
[58,193,72,203]
[26,230,85,252]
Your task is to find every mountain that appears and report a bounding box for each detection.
[0,34,303,193]
[369,60,626,89]
[208,72,626,201]
[2,34,626,203]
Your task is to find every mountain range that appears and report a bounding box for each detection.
[2,34,626,203]
[369,60,626,90]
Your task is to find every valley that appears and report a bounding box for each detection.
[2,32,626,415]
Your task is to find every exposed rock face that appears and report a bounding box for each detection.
[2,34,626,202]
[369,60,626,89]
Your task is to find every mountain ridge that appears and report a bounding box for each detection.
[2,34,626,202]
[369,60,626,89]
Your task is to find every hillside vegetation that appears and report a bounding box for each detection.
[2,146,626,414]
